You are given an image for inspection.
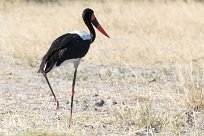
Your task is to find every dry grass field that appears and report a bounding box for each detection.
[0,0,204,135]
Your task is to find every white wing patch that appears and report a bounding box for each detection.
[69,30,91,40]
[43,62,47,71]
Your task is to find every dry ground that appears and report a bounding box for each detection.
[0,0,204,135]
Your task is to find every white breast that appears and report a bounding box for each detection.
[69,30,92,40]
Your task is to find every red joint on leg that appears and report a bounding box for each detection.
[71,88,74,96]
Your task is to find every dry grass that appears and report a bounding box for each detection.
[0,0,204,135]
[176,61,204,111]
[0,1,204,66]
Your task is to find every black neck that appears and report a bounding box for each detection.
[83,18,95,43]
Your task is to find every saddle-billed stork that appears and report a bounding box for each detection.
[38,8,109,120]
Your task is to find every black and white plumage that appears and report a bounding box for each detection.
[38,8,109,121]
[38,32,91,73]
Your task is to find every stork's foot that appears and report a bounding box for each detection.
[68,117,73,127]
[55,100,60,120]
[56,100,59,110]
[56,110,61,120]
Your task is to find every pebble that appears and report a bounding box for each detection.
[94,98,105,107]
[93,93,99,97]
[107,99,117,105]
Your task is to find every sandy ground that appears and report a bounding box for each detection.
[0,51,203,135]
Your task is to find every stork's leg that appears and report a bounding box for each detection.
[43,73,59,111]
[70,68,77,121]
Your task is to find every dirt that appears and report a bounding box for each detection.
[0,52,203,135]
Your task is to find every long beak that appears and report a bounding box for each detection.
[91,14,110,38]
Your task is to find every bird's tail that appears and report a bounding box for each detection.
[38,57,47,74]
[38,57,56,74]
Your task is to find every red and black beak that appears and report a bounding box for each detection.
[91,14,110,38]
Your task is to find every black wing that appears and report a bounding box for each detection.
[38,33,91,73]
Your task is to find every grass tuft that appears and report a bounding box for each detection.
[113,104,165,134]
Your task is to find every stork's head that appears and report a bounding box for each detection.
[82,8,110,38]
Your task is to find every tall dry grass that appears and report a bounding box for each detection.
[0,1,204,66]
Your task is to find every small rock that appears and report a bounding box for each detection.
[83,99,88,103]
[82,105,88,111]
[107,99,117,105]
[93,93,99,97]
[124,125,129,131]
[30,63,35,67]
[75,100,79,104]
[122,101,126,105]
[84,124,94,129]
[94,98,105,107]
[148,79,156,83]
